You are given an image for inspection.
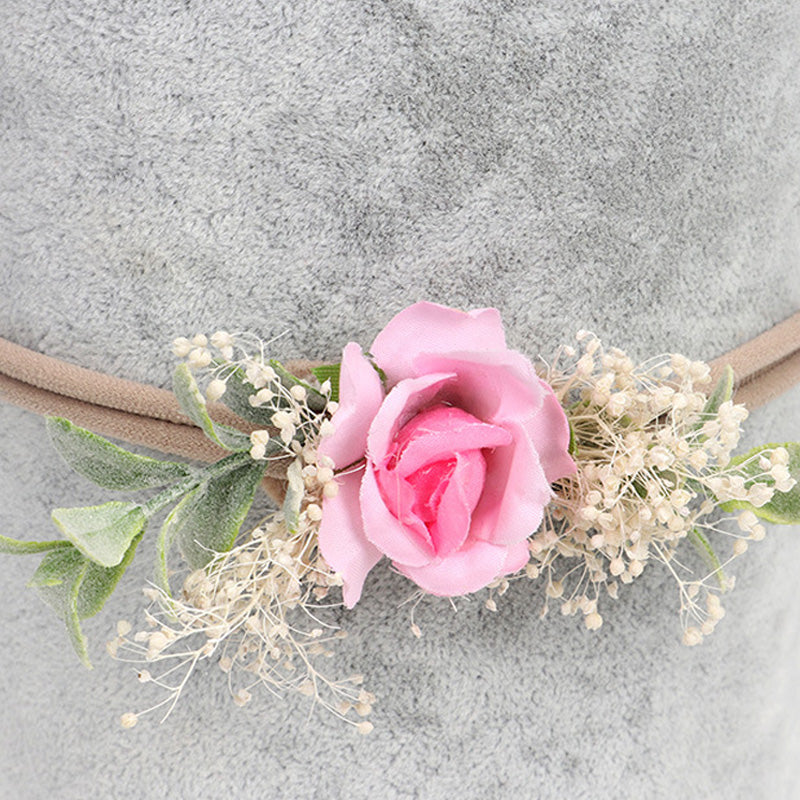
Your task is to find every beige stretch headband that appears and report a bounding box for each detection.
[1,312,799,468]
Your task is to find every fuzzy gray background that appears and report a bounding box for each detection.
[1,1,800,798]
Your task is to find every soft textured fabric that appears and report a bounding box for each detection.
[1,1,799,798]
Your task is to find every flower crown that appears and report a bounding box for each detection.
[2,302,798,733]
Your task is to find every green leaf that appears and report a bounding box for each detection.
[210,362,277,427]
[687,528,728,590]
[283,459,304,534]
[270,360,327,413]
[51,501,146,567]
[719,442,800,524]
[29,547,91,667]
[46,417,193,491]
[155,487,201,594]
[76,533,143,619]
[173,363,251,451]
[0,534,71,555]
[171,459,267,569]
[567,420,577,457]
[311,363,340,403]
[699,365,735,422]
[28,534,143,668]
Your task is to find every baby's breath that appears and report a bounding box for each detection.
[526,333,795,644]
[113,334,372,729]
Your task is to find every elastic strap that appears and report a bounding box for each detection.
[708,311,800,409]
[1,312,798,466]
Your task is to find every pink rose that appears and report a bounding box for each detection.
[317,302,576,607]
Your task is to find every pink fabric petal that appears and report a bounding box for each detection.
[366,372,456,463]
[428,451,486,558]
[360,463,434,567]
[499,540,531,575]
[411,351,545,426]
[395,538,509,597]
[393,404,511,476]
[317,467,382,608]
[527,380,577,483]
[317,342,384,470]
[370,302,507,384]
[375,464,417,521]
[469,419,552,546]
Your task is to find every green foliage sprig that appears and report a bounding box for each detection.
[1,360,327,667]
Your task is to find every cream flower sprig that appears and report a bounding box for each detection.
[521,332,799,643]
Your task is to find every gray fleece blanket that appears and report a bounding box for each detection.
[1,1,800,798]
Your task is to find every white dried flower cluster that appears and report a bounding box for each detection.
[113,334,373,731]
[173,329,335,462]
[527,332,795,645]
[110,505,373,732]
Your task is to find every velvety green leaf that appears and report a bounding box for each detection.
[76,532,143,619]
[269,360,327,413]
[46,417,193,491]
[700,365,734,421]
[283,459,304,534]
[51,501,146,567]
[28,534,143,667]
[567,420,577,457]
[720,442,800,524]
[173,363,251,450]
[29,547,91,667]
[156,487,201,594]
[211,362,276,427]
[311,363,340,403]
[0,534,71,555]
[687,527,728,590]
[173,459,267,569]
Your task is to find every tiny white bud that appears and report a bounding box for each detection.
[682,627,703,646]
[171,337,192,357]
[356,721,374,735]
[319,419,335,438]
[250,429,271,446]
[120,712,139,729]
[290,384,307,401]
[210,330,234,350]
[316,466,334,484]
[306,503,323,521]
[188,347,212,369]
[206,379,227,401]
[584,612,603,631]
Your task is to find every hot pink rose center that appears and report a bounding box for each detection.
[376,404,508,558]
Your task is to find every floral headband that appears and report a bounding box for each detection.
[1,302,798,733]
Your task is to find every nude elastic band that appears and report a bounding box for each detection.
[1,312,798,469]
[708,311,800,410]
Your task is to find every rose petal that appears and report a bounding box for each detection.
[411,351,545,426]
[528,380,577,483]
[395,538,509,597]
[360,463,434,567]
[370,302,507,384]
[469,419,552,546]
[499,539,531,575]
[318,342,384,470]
[366,372,456,464]
[393,404,511,477]
[428,451,486,558]
[317,467,382,608]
